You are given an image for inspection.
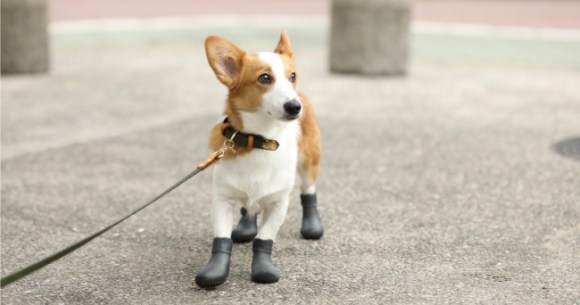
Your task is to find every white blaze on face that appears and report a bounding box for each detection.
[258,52,300,120]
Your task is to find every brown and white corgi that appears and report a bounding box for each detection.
[195,32,323,288]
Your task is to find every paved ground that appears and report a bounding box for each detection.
[2,20,580,305]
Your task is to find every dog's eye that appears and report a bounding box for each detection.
[258,73,273,84]
[289,72,296,83]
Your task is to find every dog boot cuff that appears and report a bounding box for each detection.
[211,237,233,254]
[300,193,317,208]
[252,238,273,254]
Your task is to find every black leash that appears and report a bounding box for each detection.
[0,143,232,288]
[1,167,203,288]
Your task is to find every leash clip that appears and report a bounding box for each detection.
[221,131,238,156]
[197,131,238,170]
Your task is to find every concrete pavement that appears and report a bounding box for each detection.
[2,21,580,304]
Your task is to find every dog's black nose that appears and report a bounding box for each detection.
[283,100,302,116]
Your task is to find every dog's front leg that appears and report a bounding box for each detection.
[251,196,289,284]
[195,193,235,288]
[211,193,235,238]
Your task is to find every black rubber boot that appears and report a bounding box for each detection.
[231,208,258,243]
[195,237,233,288]
[251,239,279,284]
[300,193,324,240]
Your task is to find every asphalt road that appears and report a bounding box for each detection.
[2,22,580,304]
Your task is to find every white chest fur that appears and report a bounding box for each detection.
[212,117,300,214]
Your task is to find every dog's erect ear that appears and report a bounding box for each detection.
[205,36,245,88]
[274,31,293,58]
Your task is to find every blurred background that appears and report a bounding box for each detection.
[2,1,580,304]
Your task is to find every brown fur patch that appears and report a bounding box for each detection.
[298,92,322,181]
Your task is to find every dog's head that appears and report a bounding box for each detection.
[205,32,301,122]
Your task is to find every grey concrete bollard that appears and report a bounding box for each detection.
[1,0,50,74]
[329,0,411,76]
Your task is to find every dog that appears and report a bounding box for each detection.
[195,32,324,288]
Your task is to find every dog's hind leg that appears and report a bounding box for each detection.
[297,93,324,240]
[251,197,289,283]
